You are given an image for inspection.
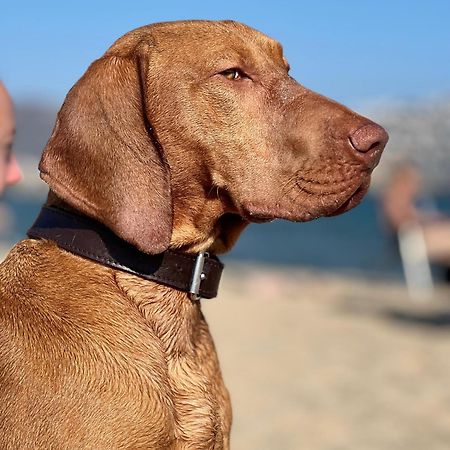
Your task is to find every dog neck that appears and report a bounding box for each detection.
[28,200,224,300]
[168,174,250,254]
[27,201,219,355]
[46,191,248,255]
[113,270,209,357]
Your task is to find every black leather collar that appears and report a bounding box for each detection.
[27,206,224,299]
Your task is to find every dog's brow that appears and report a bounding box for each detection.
[275,42,283,54]
[209,51,244,70]
[266,40,286,64]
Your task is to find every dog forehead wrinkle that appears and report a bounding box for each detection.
[156,23,272,59]
[265,39,284,59]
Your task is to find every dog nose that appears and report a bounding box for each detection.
[349,123,389,155]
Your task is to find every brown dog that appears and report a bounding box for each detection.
[0,20,387,449]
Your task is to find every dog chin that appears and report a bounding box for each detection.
[240,178,371,223]
[246,215,275,224]
[326,181,370,217]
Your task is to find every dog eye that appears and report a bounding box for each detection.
[220,68,246,81]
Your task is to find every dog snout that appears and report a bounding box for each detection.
[348,123,389,166]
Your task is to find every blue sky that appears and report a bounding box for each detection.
[2,0,450,110]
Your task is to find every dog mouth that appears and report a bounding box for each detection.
[243,213,274,224]
[239,176,371,223]
[327,181,370,217]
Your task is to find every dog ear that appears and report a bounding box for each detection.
[39,48,172,254]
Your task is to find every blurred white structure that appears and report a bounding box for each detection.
[398,223,434,301]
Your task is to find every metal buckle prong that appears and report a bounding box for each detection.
[189,252,208,300]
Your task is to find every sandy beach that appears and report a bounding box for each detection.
[203,265,450,450]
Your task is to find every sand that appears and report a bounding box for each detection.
[203,265,450,450]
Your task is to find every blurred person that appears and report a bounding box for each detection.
[0,81,22,194]
[0,81,22,249]
[382,162,450,269]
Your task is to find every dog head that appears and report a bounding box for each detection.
[40,21,387,254]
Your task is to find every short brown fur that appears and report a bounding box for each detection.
[0,20,386,449]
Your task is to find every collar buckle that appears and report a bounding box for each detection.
[189,251,208,301]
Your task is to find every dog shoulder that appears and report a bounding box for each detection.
[0,239,177,447]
